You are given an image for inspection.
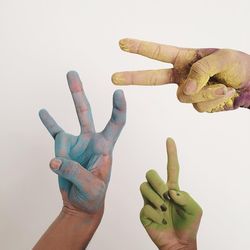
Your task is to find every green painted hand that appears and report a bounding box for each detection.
[112,38,250,112]
[140,138,202,250]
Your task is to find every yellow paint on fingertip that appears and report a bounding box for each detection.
[166,137,175,149]
[111,73,125,85]
[119,39,130,52]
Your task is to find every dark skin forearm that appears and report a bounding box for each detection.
[33,206,104,250]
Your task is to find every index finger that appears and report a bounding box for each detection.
[66,71,95,134]
[166,138,180,190]
[119,38,181,64]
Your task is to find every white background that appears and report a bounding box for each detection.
[1,0,250,249]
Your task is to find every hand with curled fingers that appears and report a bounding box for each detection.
[39,71,126,215]
[140,138,202,250]
[112,38,250,112]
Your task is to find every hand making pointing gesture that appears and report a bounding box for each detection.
[140,138,202,250]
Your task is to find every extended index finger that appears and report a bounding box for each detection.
[119,38,181,64]
[66,71,95,134]
[166,138,180,190]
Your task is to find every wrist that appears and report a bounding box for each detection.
[159,241,197,250]
[62,204,104,225]
[33,205,104,250]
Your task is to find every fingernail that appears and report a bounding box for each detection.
[163,192,170,201]
[215,86,227,96]
[184,79,197,95]
[160,204,167,212]
[50,159,62,170]
[112,73,125,85]
[66,71,79,81]
[169,190,179,197]
[226,88,236,96]
[162,219,167,224]
[119,39,130,52]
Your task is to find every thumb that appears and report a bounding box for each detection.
[169,190,202,215]
[183,52,226,95]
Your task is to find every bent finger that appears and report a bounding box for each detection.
[177,84,229,103]
[49,157,99,194]
[193,88,237,112]
[140,204,164,226]
[140,182,167,211]
[146,170,168,199]
[183,51,229,95]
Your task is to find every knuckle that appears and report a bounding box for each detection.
[191,60,209,76]
[143,204,151,213]
[112,108,126,126]
[177,89,186,103]
[75,103,91,114]
[220,49,234,58]
[149,73,159,85]
[152,45,162,59]
[140,206,147,218]
[193,103,204,113]
[61,164,77,177]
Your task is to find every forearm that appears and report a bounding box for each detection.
[33,206,104,250]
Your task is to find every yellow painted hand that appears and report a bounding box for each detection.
[140,138,202,250]
[113,38,250,112]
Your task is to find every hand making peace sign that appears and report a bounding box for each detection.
[113,38,250,112]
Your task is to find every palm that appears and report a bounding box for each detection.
[55,132,111,169]
[39,71,126,213]
[145,195,201,248]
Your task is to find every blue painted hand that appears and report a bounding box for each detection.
[39,71,126,214]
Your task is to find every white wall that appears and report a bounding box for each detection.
[1,0,250,249]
